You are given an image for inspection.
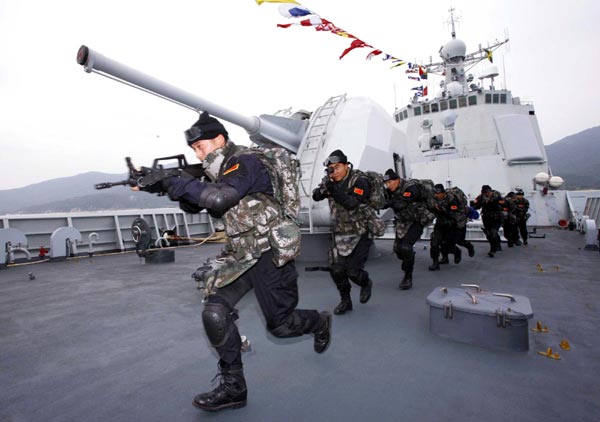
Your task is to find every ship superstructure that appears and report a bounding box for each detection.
[390,9,568,226]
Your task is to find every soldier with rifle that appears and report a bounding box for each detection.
[129,112,332,412]
[312,150,379,315]
[471,185,506,257]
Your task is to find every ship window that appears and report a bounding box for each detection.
[449,99,458,109]
[403,109,408,118]
[413,106,422,116]
[493,93,499,104]
[458,97,467,108]
[431,103,439,113]
[422,104,430,114]
[395,113,400,122]
[468,95,477,106]
[500,93,507,104]
[440,101,448,111]
[485,94,492,104]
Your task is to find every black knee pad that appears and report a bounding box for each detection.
[202,301,235,348]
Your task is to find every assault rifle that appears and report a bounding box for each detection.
[95,155,204,193]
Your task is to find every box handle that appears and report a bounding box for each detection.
[492,293,516,302]
[466,292,478,304]
[460,284,481,292]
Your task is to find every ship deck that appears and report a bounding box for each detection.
[1,228,599,422]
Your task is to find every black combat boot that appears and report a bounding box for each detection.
[439,255,450,264]
[466,242,475,257]
[359,279,373,304]
[428,257,440,271]
[399,272,413,290]
[515,240,522,246]
[334,293,353,315]
[454,247,462,264]
[314,311,332,353]
[193,364,247,412]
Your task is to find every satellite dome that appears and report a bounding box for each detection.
[446,81,464,97]
[439,110,458,129]
[548,176,564,188]
[440,38,467,60]
[480,64,499,79]
[534,172,550,185]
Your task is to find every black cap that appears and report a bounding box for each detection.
[323,149,348,166]
[434,184,445,193]
[515,188,524,195]
[506,191,516,197]
[481,184,492,193]
[383,169,400,182]
[184,112,229,146]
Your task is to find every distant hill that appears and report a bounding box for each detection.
[0,172,175,214]
[546,126,600,189]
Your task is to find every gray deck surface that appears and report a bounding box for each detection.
[1,228,599,422]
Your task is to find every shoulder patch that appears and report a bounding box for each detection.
[223,163,240,176]
[353,187,364,195]
[450,205,458,210]
[403,192,412,197]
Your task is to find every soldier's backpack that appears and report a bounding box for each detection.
[362,170,388,210]
[415,178,437,212]
[447,186,469,211]
[246,147,300,221]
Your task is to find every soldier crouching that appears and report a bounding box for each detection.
[312,150,379,315]
[138,112,332,412]
[382,169,434,290]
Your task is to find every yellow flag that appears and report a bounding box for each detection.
[256,0,299,5]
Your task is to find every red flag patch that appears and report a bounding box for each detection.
[450,205,458,210]
[403,192,412,197]
[223,163,240,175]
[353,187,364,195]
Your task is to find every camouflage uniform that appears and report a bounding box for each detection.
[472,189,505,256]
[385,179,434,276]
[170,140,326,369]
[430,189,467,267]
[503,193,520,246]
[313,167,375,313]
[513,195,530,244]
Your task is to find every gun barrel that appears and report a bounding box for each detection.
[94,181,128,190]
[76,45,302,152]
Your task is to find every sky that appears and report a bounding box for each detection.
[0,0,598,190]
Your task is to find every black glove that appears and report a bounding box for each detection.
[139,176,174,194]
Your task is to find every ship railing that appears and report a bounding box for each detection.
[0,208,213,257]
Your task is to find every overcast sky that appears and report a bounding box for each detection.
[1,0,598,190]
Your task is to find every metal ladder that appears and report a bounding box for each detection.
[296,94,347,233]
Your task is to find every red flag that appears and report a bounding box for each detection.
[423,86,428,96]
[339,39,370,60]
[366,49,382,60]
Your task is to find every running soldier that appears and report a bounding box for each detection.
[513,189,530,245]
[139,112,332,412]
[429,184,468,270]
[383,169,434,289]
[312,150,380,315]
[471,185,506,257]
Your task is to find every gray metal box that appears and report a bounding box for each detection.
[426,285,534,352]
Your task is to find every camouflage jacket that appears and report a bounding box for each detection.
[433,190,468,229]
[471,190,506,222]
[512,196,530,220]
[385,179,435,238]
[313,168,374,259]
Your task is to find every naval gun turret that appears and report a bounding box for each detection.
[76,45,407,234]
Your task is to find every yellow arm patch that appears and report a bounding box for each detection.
[222,163,240,176]
[353,187,364,195]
